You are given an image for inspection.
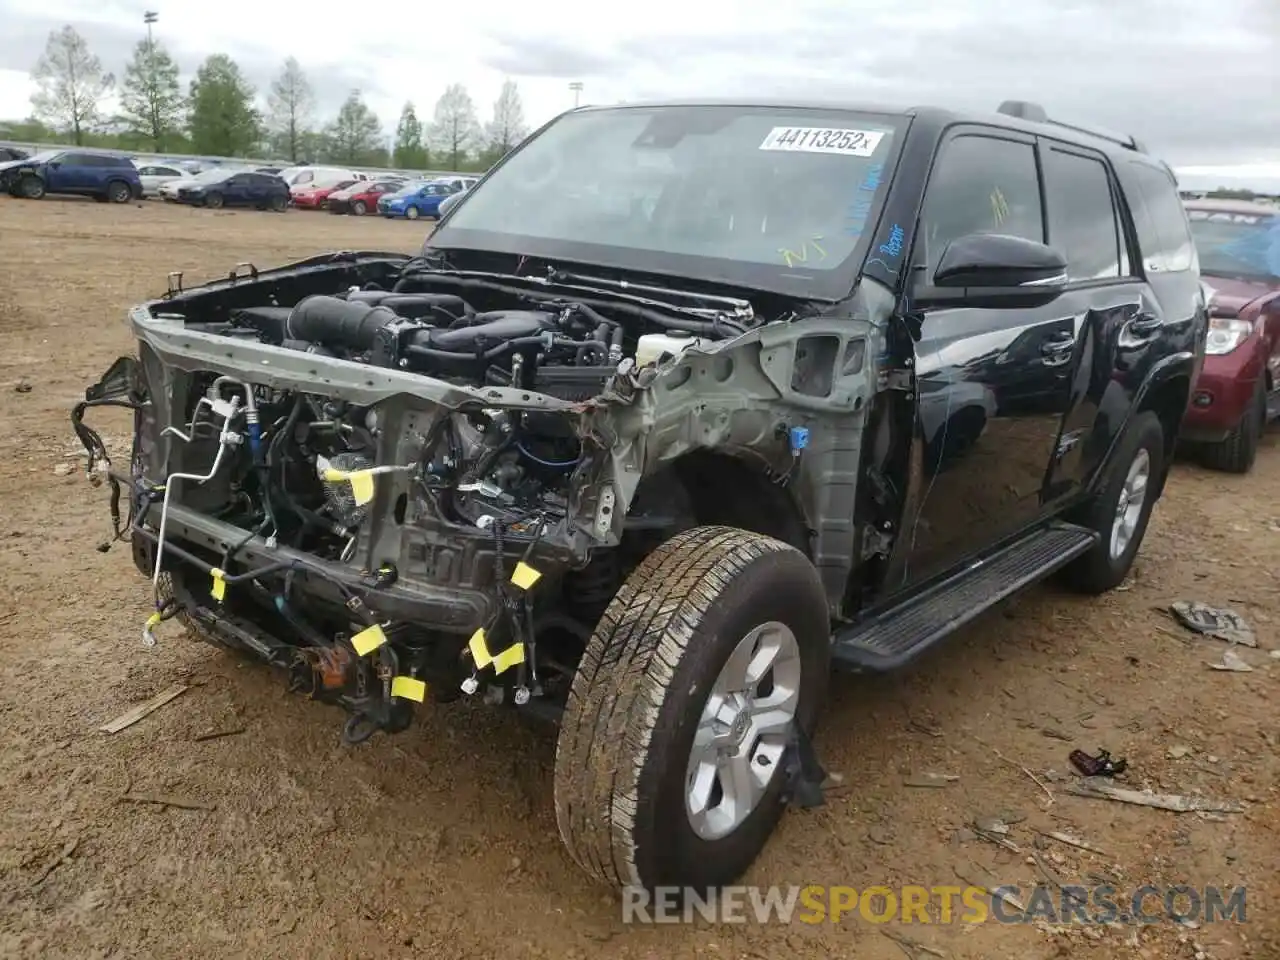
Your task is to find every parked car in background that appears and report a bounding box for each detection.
[0,149,142,202]
[159,167,233,201]
[134,162,192,197]
[0,146,28,162]
[291,178,358,210]
[1181,198,1280,472]
[280,166,368,189]
[377,179,459,219]
[326,178,406,215]
[430,175,479,193]
[436,181,477,219]
[176,169,290,211]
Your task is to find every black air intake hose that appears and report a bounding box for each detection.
[286,296,398,350]
[426,311,556,351]
[345,290,475,319]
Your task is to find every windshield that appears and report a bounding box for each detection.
[191,168,234,184]
[391,181,429,197]
[1187,208,1280,285]
[431,104,903,298]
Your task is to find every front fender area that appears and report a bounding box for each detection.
[1086,351,1196,498]
[590,317,877,613]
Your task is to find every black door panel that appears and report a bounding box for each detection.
[900,300,1080,588]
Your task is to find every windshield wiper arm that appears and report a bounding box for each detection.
[404,268,751,323]
[544,268,754,315]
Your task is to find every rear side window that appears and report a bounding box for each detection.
[921,134,1044,272]
[1043,148,1126,281]
[1124,162,1195,273]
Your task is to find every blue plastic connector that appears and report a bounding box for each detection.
[789,426,810,453]
[247,421,262,461]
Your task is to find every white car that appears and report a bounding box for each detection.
[134,162,191,198]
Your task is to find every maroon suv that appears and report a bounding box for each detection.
[1181,199,1280,472]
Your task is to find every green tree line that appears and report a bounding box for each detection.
[8,25,531,173]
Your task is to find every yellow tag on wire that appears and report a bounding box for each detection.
[322,464,376,505]
[510,561,541,590]
[491,642,525,674]
[468,628,490,665]
[351,623,388,656]
[209,568,227,601]
[347,471,376,505]
[390,676,427,702]
[468,627,525,674]
[145,611,163,629]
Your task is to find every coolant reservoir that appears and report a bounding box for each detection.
[635,332,706,368]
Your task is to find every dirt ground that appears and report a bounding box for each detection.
[1,197,1277,960]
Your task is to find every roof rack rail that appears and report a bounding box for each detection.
[996,100,1146,154]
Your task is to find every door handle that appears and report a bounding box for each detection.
[1127,313,1163,337]
[1040,333,1076,366]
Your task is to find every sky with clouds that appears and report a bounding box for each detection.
[0,0,1277,189]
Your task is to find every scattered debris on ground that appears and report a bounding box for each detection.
[119,792,217,812]
[28,837,80,888]
[1067,777,1245,813]
[1069,747,1128,777]
[98,683,189,734]
[903,772,959,788]
[1170,601,1257,646]
[1208,648,1254,672]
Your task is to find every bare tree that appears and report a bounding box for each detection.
[30,25,115,145]
[427,84,481,170]
[267,57,314,163]
[484,79,529,159]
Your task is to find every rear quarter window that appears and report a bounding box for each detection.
[1120,161,1196,274]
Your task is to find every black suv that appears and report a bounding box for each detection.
[73,98,1206,894]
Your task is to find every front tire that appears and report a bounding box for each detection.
[105,179,131,203]
[205,192,224,209]
[405,205,419,220]
[1060,411,1163,594]
[553,525,830,891]
[1202,377,1265,474]
[18,174,45,200]
[351,200,367,216]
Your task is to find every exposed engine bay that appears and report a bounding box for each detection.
[73,253,890,742]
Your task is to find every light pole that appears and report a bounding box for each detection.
[143,11,159,149]
[569,81,583,108]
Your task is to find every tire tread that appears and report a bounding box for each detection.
[553,525,793,888]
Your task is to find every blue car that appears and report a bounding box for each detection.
[0,149,142,203]
[377,180,460,220]
[174,169,291,211]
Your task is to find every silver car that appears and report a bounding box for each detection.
[134,162,192,198]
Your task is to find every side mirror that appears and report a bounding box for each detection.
[47,160,61,169]
[919,233,1068,309]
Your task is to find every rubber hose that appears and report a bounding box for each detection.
[286,296,398,350]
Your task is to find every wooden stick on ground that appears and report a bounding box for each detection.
[99,683,189,734]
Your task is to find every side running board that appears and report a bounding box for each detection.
[831,521,1099,671]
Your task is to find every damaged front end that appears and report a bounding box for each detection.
[74,252,881,742]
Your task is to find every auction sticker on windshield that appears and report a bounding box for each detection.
[759,127,886,156]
